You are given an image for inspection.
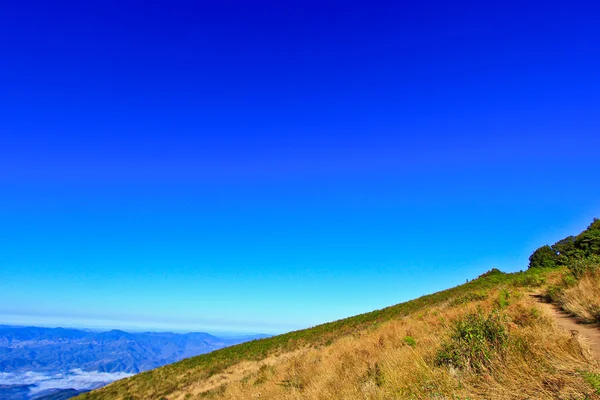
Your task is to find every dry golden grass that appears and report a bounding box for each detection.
[77,268,600,400]
[185,288,599,400]
[170,349,309,399]
[560,271,600,324]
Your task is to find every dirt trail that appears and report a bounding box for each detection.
[533,295,600,359]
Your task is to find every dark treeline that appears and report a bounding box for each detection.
[528,218,600,269]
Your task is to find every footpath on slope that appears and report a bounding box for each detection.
[532,294,600,359]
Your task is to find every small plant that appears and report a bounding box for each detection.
[496,289,511,309]
[364,362,385,387]
[436,310,508,371]
[253,364,275,385]
[278,376,304,390]
[545,284,564,303]
[582,371,600,394]
[403,336,416,347]
[559,274,578,289]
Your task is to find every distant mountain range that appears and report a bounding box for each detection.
[0,385,87,400]
[0,325,269,400]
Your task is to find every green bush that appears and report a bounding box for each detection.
[436,310,508,371]
[514,272,546,287]
[582,371,600,394]
[403,336,416,347]
[495,289,511,309]
[477,268,504,278]
[544,284,564,303]
[568,255,600,279]
[561,274,577,287]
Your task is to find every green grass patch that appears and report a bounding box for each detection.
[435,310,508,371]
[582,371,600,394]
[403,335,416,347]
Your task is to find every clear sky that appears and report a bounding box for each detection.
[1,1,599,334]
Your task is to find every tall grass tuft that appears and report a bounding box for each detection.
[436,310,508,371]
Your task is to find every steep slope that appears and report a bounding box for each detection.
[78,219,600,399]
[76,267,600,399]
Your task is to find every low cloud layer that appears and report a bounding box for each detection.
[0,369,133,394]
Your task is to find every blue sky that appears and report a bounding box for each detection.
[1,1,599,334]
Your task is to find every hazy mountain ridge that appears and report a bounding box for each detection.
[32,388,88,400]
[0,326,267,374]
[0,326,268,399]
[0,384,87,400]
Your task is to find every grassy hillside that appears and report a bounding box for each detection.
[77,220,600,399]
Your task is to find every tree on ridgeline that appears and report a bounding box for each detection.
[551,236,578,265]
[528,245,557,269]
[574,218,600,257]
[528,218,600,269]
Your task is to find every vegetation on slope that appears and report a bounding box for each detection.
[534,218,600,324]
[77,220,600,400]
[545,255,600,324]
[529,218,600,271]
[192,287,596,399]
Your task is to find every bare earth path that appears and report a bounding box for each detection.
[533,295,600,359]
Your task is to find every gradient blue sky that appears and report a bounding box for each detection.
[1,1,599,334]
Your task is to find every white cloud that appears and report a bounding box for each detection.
[0,369,133,394]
